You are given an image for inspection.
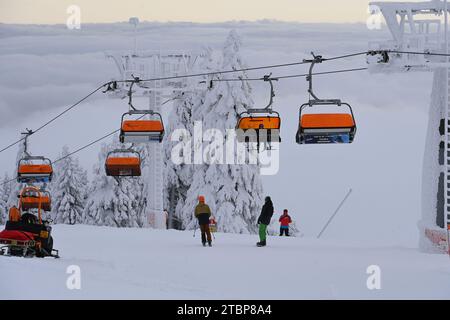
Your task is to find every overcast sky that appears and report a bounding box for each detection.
[0,0,410,24]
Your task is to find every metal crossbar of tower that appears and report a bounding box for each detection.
[368,0,450,253]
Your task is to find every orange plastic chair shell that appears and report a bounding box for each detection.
[106,157,140,166]
[105,157,141,176]
[18,164,53,175]
[122,120,164,132]
[238,117,281,130]
[301,113,355,129]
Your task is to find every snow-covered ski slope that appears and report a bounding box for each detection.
[0,225,449,300]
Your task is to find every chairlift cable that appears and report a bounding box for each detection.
[0,82,112,155]
[208,67,369,82]
[1,49,447,157]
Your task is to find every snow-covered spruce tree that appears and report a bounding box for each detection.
[0,173,12,224]
[163,49,216,229]
[83,139,146,227]
[0,196,5,225]
[163,91,195,229]
[180,30,264,234]
[50,146,88,224]
[7,136,27,208]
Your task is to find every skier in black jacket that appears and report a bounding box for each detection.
[256,196,274,247]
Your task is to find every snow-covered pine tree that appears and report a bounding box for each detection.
[50,146,88,224]
[180,30,264,233]
[83,139,146,228]
[0,197,5,225]
[163,91,195,229]
[7,135,27,208]
[0,173,13,224]
[163,49,216,229]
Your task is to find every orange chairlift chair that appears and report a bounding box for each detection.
[119,78,165,144]
[236,75,281,147]
[105,148,142,177]
[19,188,51,212]
[295,53,357,145]
[17,156,53,183]
[16,129,54,183]
[120,110,164,143]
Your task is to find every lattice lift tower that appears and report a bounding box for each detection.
[106,19,202,228]
[368,0,450,253]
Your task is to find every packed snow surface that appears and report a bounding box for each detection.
[1,225,449,299]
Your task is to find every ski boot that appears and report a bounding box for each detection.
[202,242,206,247]
[208,241,212,247]
[256,240,266,247]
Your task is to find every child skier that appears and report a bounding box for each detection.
[279,209,292,236]
[256,196,274,247]
[194,196,213,247]
[209,215,217,233]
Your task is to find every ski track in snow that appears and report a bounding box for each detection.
[0,225,449,299]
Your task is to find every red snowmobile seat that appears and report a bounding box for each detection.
[0,229,35,246]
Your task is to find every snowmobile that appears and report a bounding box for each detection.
[0,186,59,258]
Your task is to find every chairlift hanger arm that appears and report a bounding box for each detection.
[304,52,325,102]
[303,52,343,106]
[263,74,278,110]
[20,129,34,157]
[127,75,141,111]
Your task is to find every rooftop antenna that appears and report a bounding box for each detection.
[129,17,139,56]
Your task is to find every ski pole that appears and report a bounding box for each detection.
[317,188,352,239]
[193,222,198,237]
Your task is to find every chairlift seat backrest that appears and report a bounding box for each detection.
[105,150,141,177]
[236,110,282,145]
[21,195,51,212]
[122,120,164,132]
[238,116,281,130]
[301,113,355,131]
